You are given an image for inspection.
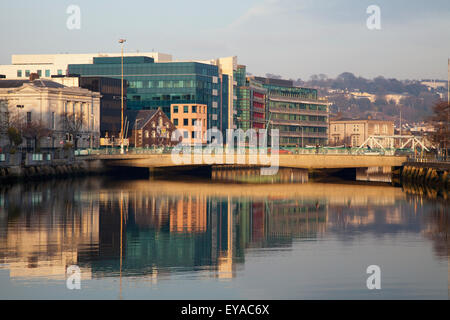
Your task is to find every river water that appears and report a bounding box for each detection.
[0,173,448,299]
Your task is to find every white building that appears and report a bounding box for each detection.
[0,52,172,79]
[193,57,238,130]
[0,79,100,149]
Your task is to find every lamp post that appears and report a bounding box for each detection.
[447,58,449,160]
[119,39,126,154]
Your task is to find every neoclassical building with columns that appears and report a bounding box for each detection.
[0,79,100,149]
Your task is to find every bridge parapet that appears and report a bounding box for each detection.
[82,153,407,170]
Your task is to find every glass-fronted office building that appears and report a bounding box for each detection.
[253,77,329,147]
[234,65,267,133]
[68,56,228,133]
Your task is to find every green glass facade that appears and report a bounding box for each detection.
[234,65,267,132]
[254,77,329,147]
[68,57,228,133]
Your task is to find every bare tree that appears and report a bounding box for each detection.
[62,110,85,149]
[22,120,52,152]
[427,100,450,158]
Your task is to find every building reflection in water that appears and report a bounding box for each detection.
[356,166,392,183]
[0,178,447,286]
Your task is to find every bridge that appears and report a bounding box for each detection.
[80,152,407,170]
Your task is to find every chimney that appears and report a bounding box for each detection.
[29,73,39,81]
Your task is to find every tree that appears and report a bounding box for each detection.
[427,100,450,157]
[7,127,23,148]
[22,120,52,152]
[62,111,85,149]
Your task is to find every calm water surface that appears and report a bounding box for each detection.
[0,175,448,299]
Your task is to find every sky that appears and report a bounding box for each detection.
[0,0,449,81]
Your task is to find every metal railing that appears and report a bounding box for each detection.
[73,146,409,157]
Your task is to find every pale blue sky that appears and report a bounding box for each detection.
[1,0,449,80]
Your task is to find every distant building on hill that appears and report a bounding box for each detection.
[329,117,394,147]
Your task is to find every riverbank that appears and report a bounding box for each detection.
[401,161,450,189]
[0,151,106,182]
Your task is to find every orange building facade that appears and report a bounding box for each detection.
[170,103,207,145]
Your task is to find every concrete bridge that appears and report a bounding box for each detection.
[80,153,407,170]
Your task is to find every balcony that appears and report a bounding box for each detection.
[269,107,328,116]
[271,119,328,127]
[269,94,328,106]
[277,131,328,138]
[252,106,265,114]
[252,95,265,103]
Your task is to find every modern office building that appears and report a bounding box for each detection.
[195,57,238,131]
[253,77,329,147]
[68,56,228,135]
[234,65,267,133]
[51,76,124,139]
[1,53,239,133]
[170,103,208,145]
[0,52,172,79]
[0,78,100,150]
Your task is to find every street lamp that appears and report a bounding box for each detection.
[119,38,126,154]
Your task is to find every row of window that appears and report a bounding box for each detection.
[172,118,204,126]
[128,80,218,90]
[266,86,318,100]
[269,101,327,111]
[172,105,206,114]
[273,125,327,133]
[141,130,171,139]
[279,137,326,145]
[17,69,63,78]
[272,113,327,122]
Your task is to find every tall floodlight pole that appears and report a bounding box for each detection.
[447,58,449,160]
[119,39,126,154]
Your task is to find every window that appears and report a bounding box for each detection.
[173,106,178,113]
[37,70,42,77]
[192,119,196,126]
[17,70,22,77]
[45,70,50,77]
[192,106,197,113]
[152,131,156,138]
[183,131,188,138]
[145,130,149,138]
[51,112,55,129]
[27,112,32,123]
[57,70,63,75]
[152,122,155,128]
[183,119,188,126]
[173,119,178,126]
[25,70,30,77]
[374,124,380,134]
[159,117,163,127]
[183,106,189,113]
[191,131,195,139]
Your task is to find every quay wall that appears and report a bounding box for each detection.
[401,162,450,189]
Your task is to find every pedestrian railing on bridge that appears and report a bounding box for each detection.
[73,146,414,157]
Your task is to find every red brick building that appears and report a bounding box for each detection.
[127,108,178,148]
